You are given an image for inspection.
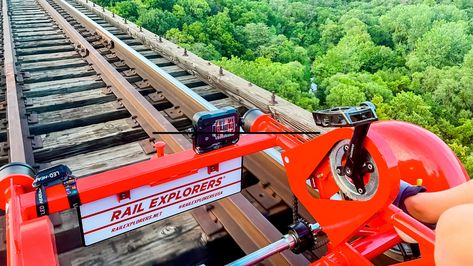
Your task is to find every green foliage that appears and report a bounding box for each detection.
[326,85,366,107]
[313,19,392,82]
[136,9,178,35]
[182,42,221,60]
[206,10,240,56]
[142,0,176,10]
[175,0,210,19]
[112,1,140,20]
[240,23,274,51]
[217,57,319,110]
[257,35,309,64]
[324,72,393,102]
[93,0,473,176]
[382,91,436,129]
[379,4,466,52]
[407,22,472,70]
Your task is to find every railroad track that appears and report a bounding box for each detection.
[0,0,324,264]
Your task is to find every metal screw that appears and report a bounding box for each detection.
[367,163,374,171]
[269,91,278,105]
[112,12,115,18]
[159,36,162,42]
[139,26,142,32]
[344,144,349,151]
[357,188,363,193]
[336,168,342,175]
[183,48,188,56]
[219,66,224,76]
[124,18,127,24]
[345,167,352,175]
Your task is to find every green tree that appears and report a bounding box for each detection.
[174,0,210,19]
[165,28,194,44]
[257,35,309,64]
[183,22,209,43]
[137,9,178,35]
[217,57,319,110]
[325,84,366,107]
[407,22,472,70]
[241,23,274,51]
[206,10,240,56]
[313,19,382,82]
[324,72,393,102]
[182,42,221,60]
[384,91,436,130]
[112,1,140,20]
[142,0,176,10]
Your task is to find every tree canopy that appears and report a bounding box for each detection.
[96,0,473,176]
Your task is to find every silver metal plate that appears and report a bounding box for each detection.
[329,140,379,201]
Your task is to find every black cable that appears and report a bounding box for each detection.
[153,131,321,135]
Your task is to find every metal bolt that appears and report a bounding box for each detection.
[345,167,352,175]
[269,91,278,105]
[102,6,105,12]
[159,36,162,42]
[183,48,188,56]
[336,168,342,175]
[219,66,224,76]
[139,26,142,32]
[357,188,363,193]
[112,12,115,18]
[344,144,349,151]
[367,163,373,171]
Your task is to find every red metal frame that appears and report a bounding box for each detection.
[0,113,468,265]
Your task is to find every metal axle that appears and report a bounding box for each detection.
[227,223,321,266]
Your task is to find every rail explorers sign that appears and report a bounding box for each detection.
[79,158,242,245]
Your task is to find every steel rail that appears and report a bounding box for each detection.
[41,1,308,264]
[38,0,189,153]
[76,0,326,136]
[61,0,315,222]
[2,0,32,163]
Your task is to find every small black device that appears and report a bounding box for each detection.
[33,164,81,216]
[192,107,240,154]
[33,164,72,188]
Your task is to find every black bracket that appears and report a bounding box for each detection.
[314,102,378,195]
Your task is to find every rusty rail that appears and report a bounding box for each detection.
[76,0,326,136]
[38,0,189,153]
[40,0,309,264]
[2,0,32,163]
[62,0,315,222]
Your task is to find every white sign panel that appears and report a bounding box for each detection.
[79,158,242,245]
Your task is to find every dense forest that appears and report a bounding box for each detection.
[93,0,473,175]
